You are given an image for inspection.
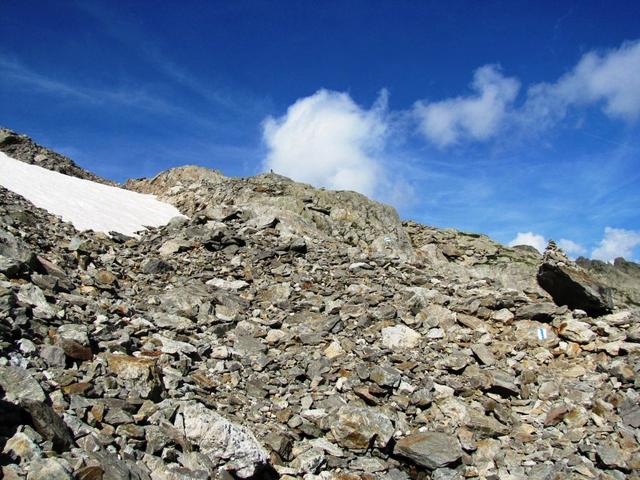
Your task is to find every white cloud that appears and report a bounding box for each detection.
[508,232,546,253]
[414,65,520,147]
[558,238,587,256]
[591,227,640,262]
[413,40,640,147]
[523,40,640,127]
[262,89,388,197]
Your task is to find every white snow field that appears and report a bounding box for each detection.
[0,152,185,237]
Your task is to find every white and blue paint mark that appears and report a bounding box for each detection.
[537,327,548,340]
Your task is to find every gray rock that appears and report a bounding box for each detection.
[56,324,93,361]
[106,354,163,399]
[381,325,421,350]
[17,284,56,318]
[3,432,42,462]
[515,302,558,321]
[0,229,38,274]
[0,366,46,403]
[557,318,596,344]
[394,431,462,470]
[370,365,402,388]
[470,344,496,366]
[0,255,22,278]
[141,257,174,274]
[289,447,325,474]
[26,458,72,480]
[596,443,628,471]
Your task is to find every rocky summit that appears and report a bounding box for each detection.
[0,129,639,480]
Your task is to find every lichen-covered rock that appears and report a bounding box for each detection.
[330,406,395,450]
[105,354,163,399]
[175,401,270,478]
[0,366,46,403]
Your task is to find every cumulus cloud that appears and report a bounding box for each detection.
[558,238,587,256]
[262,89,388,197]
[591,227,640,262]
[508,232,546,253]
[413,65,520,147]
[414,40,640,147]
[523,40,640,128]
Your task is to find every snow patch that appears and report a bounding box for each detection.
[0,152,184,236]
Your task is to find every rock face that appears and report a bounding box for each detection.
[1,133,640,479]
[538,241,613,317]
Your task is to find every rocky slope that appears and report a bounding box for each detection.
[125,166,413,261]
[576,257,640,309]
[0,135,639,480]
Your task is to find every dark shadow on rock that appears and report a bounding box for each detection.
[537,263,613,317]
[0,398,29,466]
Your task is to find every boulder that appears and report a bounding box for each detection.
[175,401,270,478]
[394,431,462,469]
[330,406,394,450]
[20,400,74,452]
[538,241,613,317]
[0,366,46,403]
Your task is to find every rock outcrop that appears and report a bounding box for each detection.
[125,165,414,260]
[0,135,639,479]
[538,241,614,317]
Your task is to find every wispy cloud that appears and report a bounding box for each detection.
[414,65,520,147]
[522,39,640,130]
[0,54,245,137]
[73,1,269,119]
[0,56,95,102]
[0,55,177,114]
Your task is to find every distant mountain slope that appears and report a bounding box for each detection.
[577,257,640,308]
[0,127,114,185]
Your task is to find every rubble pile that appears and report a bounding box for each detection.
[0,132,639,479]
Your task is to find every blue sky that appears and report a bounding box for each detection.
[1,1,639,261]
